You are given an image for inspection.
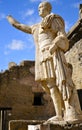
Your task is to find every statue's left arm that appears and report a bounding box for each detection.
[49,15,69,54]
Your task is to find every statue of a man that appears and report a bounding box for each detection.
[7,1,82,122]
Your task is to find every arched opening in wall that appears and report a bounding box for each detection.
[33,93,44,106]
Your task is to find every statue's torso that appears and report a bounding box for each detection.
[38,25,57,51]
[32,22,57,51]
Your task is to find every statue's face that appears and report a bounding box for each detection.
[38,3,49,18]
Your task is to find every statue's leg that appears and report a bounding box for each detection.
[64,88,82,122]
[47,79,64,121]
[41,81,50,95]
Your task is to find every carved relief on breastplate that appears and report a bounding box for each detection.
[38,25,56,50]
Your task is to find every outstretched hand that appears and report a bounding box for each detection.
[6,15,16,25]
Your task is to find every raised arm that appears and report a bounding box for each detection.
[7,15,32,34]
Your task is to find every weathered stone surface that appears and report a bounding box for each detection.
[8,62,17,69]
[67,19,82,49]
[0,61,55,121]
[66,39,82,89]
[9,120,44,130]
[9,120,82,130]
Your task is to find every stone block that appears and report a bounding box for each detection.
[9,120,82,130]
[9,120,27,130]
[8,62,17,69]
[9,120,44,130]
[28,125,41,130]
[41,123,82,130]
[19,60,34,67]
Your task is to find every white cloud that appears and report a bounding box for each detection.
[24,9,34,17]
[65,21,73,32]
[26,16,41,25]
[0,13,6,20]
[26,35,34,49]
[7,40,26,50]
[20,9,34,19]
[4,50,10,55]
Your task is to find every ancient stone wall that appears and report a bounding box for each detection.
[66,39,82,89]
[0,61,55,121]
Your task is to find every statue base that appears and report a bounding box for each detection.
[9,120,82,130]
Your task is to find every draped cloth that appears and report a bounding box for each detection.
[34,14,74,100]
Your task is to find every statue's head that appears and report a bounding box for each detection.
[38,1,52,18]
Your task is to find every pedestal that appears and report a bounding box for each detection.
[9,120,82,130]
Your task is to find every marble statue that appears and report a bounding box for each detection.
[7,1,82,122]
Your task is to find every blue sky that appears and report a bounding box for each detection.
[0,0,82,71]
